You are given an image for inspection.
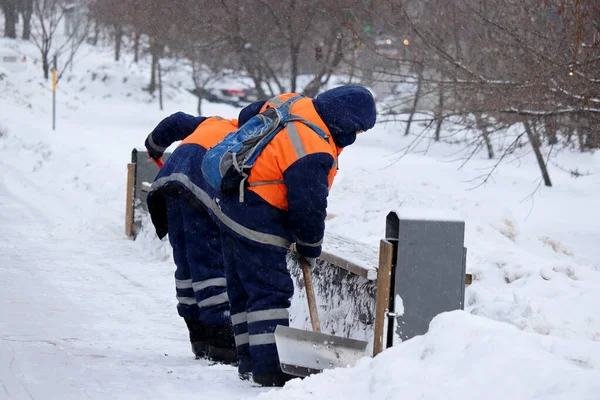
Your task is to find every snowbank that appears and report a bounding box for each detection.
[253,312,600,400]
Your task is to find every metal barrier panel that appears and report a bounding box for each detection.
[386,211,466,344]
[130,149,171,236]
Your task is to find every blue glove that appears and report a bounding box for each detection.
[289,243,317,268]
[301,256,317,268]
[145,135,164,161]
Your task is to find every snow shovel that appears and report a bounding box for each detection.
[145,151,164,170]
[274,257,368,377]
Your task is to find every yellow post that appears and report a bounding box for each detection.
[52,55,57,131]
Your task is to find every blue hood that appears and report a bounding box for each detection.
[238,86,376,148]
[312,85,377,148]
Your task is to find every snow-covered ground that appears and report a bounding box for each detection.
[1,38,599,399]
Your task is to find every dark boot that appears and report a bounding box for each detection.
[206,325,237,365]
[253,372,294,387]
[184,316,209,359]
[238,356,252,381]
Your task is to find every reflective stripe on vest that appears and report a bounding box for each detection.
[150,173,291,249]
[245,95,339,210]
[266,96,285,107]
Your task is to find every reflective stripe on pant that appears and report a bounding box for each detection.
[230,311,251,374]
[166,193,230,327]
[221,230,293,376]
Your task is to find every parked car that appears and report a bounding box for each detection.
[374,36,400,57]
[189,86,258,107]
[0,48,27,74]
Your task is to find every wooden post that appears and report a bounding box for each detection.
[465,273,473,286]
[301,258,321,332]
[373,239,394,356]
[125,163,136,238]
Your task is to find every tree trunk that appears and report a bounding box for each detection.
[544,117,558,145]
[148,53,157,93]
[584,132,600,149]
[158,60,163,110]
[302,35,343,97]
[434,81,444,141]
[577,129,586,152]
[482,128,494,159]
[290,43,300,93]
[404,65,423,136]
[88,21,98,46]
[21,0,33,40]
[42,53,50,80]
[197,96,202,115]
[524,120,552,187]
[114,25,122,61]
[3,0,18,38]
[133,31,141,63]
[475,113,494,159]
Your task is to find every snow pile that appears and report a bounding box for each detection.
[254,312,600,400]
[326,134,600,345]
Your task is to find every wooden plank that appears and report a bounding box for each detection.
[323,231,378,272]
[125,163,136,238]
[319,251,376,280]
[373,239,394,356]
[465,273,473,286]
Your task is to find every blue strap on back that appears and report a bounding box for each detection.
[280,96,329,142]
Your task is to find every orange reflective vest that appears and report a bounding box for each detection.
[179,116,238,149]
[246,94,340,210]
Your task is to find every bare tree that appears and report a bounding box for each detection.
[524,120,553,186]
[20,0,34,39]
[87,0,128,60]
[188,47,236,115]
[365,0,599,185]
[30,0,90,80]
[1,0,18,38]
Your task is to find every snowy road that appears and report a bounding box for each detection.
[0,169,269,399]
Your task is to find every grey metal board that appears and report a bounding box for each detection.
[386,212,466,345]
[131,148,171,213]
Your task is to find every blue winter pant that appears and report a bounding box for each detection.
[220,231,293,377]
[165,193,230,327]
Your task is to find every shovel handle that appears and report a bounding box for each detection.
[300,258,321,333]
[147,151,164,170]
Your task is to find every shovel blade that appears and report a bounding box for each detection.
[274,325,368,378]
